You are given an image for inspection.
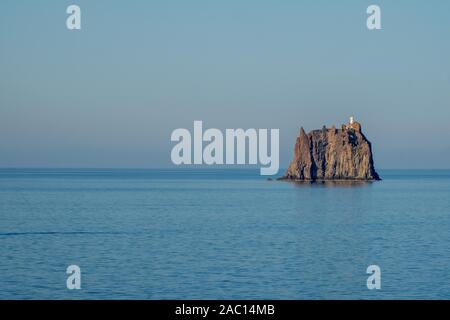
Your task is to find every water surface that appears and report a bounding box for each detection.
[0,169,449,299]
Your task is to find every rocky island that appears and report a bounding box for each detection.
[280,117,380,181]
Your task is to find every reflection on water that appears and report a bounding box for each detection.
[287,180,373,188]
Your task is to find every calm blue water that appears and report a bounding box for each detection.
[0,169,449,300]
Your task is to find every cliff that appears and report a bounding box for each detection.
[281,118,380,181]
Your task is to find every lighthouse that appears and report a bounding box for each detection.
[345,116,361,132]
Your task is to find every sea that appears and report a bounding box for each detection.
[0,169,449,299]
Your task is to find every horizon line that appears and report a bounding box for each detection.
[1,167,450,171]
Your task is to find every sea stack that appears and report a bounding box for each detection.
[281,117,380,181]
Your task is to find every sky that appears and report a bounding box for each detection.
[1,0,450,169]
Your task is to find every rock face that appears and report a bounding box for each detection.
[282,118,380,181]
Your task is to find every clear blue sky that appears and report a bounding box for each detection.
[1,0,449,169]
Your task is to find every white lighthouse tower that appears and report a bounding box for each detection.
[345,115,361,132]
